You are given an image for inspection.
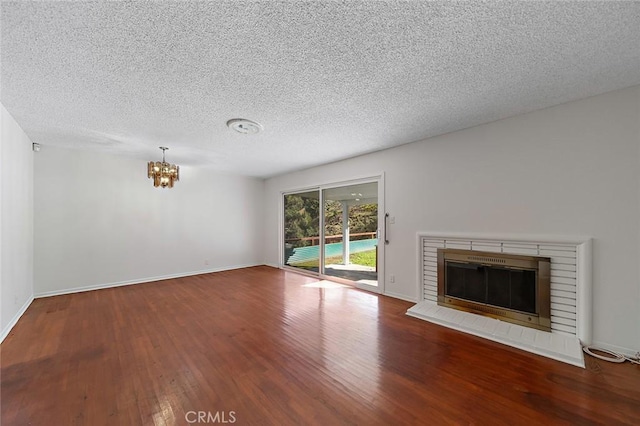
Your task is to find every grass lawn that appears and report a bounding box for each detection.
[349,249,376,267]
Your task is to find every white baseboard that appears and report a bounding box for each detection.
[588,340,639,358]
[383,290,418,303]
[264,263,280,269]
[34,263,262,298]
[0,295,34,343]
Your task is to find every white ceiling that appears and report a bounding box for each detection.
[2,1,639,178]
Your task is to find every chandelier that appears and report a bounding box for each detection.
[147,147,180,188]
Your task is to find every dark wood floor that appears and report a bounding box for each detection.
[2,266,639,425]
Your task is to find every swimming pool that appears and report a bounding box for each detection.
[286,238,378,265]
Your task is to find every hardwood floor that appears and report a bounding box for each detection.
[2,266,639,425]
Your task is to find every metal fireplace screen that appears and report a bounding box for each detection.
[437,249,551,332]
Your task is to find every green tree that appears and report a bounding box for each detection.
[285,194,378,247]
[284,194,320,247]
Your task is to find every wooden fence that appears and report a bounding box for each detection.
[285,232,377,246]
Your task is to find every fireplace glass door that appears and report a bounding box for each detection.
[445,263,537,314]
[437,249,551,331]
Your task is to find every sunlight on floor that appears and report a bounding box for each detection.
[302,280,349,289]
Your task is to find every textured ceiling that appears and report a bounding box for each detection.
[2,1,640,178]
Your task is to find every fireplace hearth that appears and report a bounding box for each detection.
[437,249,551,331]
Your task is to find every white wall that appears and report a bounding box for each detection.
[35,146,264,296]
[1,104,35,341]
[264,86,640,354]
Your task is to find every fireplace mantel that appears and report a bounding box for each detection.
[408,232,592,367]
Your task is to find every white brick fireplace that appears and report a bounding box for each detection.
[407,232,592,367]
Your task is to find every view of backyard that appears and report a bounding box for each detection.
[291,249,377,269]
[284,189,378,282]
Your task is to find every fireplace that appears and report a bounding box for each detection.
[437,249,551,332]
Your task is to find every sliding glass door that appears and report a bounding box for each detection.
[282,178,383,292]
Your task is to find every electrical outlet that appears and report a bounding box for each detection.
[389,275,395,283]
[389,216,396,224]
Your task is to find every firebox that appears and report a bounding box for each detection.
[437,249,551,332]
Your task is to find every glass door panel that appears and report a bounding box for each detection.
[322,182,378,286]
[283,190,321,273]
